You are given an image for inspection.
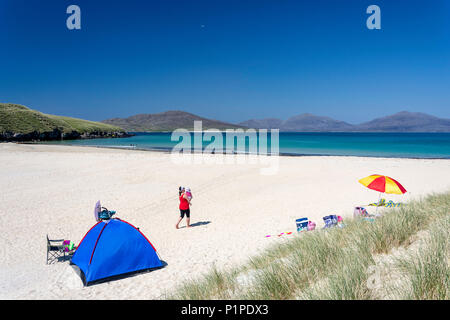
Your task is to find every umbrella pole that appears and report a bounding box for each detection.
[376,192,382,215]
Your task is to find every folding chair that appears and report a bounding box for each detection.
[46,235,66,264]
[323,215,338,228]
[296,217,309,232]
[353,207,370,218]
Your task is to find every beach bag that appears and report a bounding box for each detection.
[63,240,75,252]
[296,218,309,232]
[185,187,193,200]
[307,221,316,231]
[337,216,345,228]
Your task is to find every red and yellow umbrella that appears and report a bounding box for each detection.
[358,174,407,195]
[359,174,407,212]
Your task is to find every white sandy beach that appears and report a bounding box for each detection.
[0,143,449,299]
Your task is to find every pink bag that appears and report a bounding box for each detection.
[307,221,316,231]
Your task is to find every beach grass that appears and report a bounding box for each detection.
[392,215,449,299]
[167,192,449,300]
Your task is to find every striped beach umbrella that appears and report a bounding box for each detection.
[359,174,407,195]
[359,174,407,213]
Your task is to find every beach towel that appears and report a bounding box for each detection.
[384,200,402,208]
[369,198,386,207]
[368,198,403,208]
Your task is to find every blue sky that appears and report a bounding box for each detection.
[1,0,449,124]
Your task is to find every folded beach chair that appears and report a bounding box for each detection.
[354,206,371,218]
[323,215,338,228]
[296,218,309,232]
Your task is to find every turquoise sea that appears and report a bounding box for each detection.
[42,132,450,159]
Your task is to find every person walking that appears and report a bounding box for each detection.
[176,186,191,229]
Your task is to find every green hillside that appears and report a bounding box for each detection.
[0,103,128,141]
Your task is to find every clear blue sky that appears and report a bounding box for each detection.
[1,0,449,124]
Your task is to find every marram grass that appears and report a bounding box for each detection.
[393,215,449,300]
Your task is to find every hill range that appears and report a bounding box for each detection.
[243,111,450,132]
[104,110,450,132]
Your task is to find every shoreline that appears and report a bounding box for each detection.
[13,141,450,160]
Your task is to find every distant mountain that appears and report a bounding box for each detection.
[239,118,284,130]
[281,113,355,132]
[239,113,355,131]
[0,103,129,141]
[239,111,450,132]
[102,110,245,132]
[355,111,450,132]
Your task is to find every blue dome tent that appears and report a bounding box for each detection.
[71,218,163,285]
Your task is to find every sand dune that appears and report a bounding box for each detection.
[0,143,449,299]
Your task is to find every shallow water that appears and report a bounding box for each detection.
[42,132,450,159]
